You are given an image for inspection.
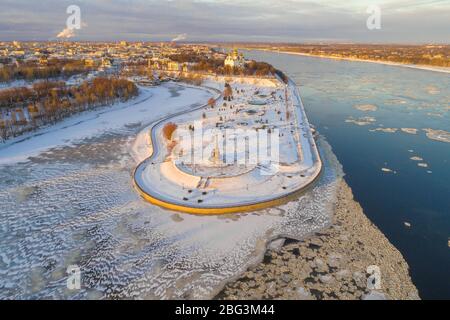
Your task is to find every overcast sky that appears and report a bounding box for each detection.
[0,0,449,43]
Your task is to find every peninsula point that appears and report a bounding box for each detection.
[133,75,322,214]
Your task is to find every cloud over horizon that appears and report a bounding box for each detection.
[171,33,187,42]
[56,27,76,39]
[0,0,448,43]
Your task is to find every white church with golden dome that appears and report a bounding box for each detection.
[224,49,245,69]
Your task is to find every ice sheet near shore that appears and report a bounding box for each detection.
[218,178,419,300]
[0,81,340,299]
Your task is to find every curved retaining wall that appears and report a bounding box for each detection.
[133,79,323,215]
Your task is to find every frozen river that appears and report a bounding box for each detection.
[0,82,341,299]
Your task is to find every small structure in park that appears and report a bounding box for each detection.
[211,135,222,166]
[223,83,233,101]
[207,97,216,108]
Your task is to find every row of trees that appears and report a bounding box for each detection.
[379,55,450,67]
[178,73,204,86]
[0,81,65,109]
[279,46,450,68]
[0,59,92,83]
[167,54,274,76]
[0,77,138,141]
[162,122,177,141]
[188,58,279,77]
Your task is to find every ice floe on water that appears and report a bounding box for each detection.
[354,104,378,112]
[427,112,444,118]
[409,156,428,169]
[345,116,376,126]
[423,129,450,143]
[385,99,408,106]
[370,127,398,133]
[401,128,418,135]
[366,127,450,144]
[381,167,396,174]
[425,85,440,95]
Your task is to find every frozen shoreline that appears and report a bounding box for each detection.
[218,176,420,300]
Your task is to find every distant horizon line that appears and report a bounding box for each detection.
[1,40,449,46]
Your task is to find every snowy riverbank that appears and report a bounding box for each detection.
[255,49,450,74]
[218,176,420,300]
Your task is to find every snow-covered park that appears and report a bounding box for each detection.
[134,77,322,212]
